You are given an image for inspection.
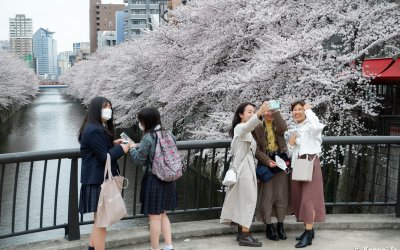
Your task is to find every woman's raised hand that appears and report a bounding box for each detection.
[257,101,268,118]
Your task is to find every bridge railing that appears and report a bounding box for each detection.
[0,136,399,241]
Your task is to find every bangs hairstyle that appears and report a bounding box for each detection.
[229,102,256,138]
[137,107,161,133]
[290,99,306,111]
[78,96,114,142]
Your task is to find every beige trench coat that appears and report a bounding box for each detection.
[220,114,261,228]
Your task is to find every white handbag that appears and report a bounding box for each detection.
[292,155,316,182]
[222,169,237,186]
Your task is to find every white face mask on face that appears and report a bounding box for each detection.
[101,108,112,121]
[139,122,145,131]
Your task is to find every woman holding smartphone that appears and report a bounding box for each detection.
[78,96,130,250]
[220,101,267,247]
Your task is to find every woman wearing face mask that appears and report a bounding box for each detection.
[287,100,326,248]
[78,96,130,250]
[128,107,177,250]
[220,101,267,247]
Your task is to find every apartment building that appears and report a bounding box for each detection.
[9,14,33,62]
[124,0,167,40]
[89,0,125,53]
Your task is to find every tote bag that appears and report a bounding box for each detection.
[96,154,127,227]
[292,154,316,182]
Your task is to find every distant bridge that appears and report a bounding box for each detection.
[38,85,68,89]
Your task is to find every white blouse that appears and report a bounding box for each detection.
[287,109,325,158]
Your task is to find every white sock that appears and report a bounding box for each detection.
[164,244,174,250]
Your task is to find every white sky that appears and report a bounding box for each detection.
[0,0,124,53]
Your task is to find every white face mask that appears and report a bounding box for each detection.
[139,122,145,131]
[101,108,112,121]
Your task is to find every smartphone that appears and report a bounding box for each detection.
[269,100,280,109]
[120,132,133,144]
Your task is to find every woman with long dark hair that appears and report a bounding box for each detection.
[220,101,267,247]
[128,107,177,250]
[78,96,130,250]
[288,100,326,248]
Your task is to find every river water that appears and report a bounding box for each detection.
[0,88,86,153]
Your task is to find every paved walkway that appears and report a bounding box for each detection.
[3,214,400,250]
[113,230,400,250]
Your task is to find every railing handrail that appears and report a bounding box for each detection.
[0,136,399,164]
[322,136,400,145]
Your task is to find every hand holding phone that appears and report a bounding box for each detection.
[120,132,134,144]
[268,100,280,110]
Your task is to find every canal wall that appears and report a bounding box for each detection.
[0,107,19,125]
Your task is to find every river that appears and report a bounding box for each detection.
[0,88,86,154]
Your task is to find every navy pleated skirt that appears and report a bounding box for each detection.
[140,172,177,215]
[79,184,101,214]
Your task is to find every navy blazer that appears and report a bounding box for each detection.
[80,123,124,184]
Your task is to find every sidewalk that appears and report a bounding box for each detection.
[4,214,400,250]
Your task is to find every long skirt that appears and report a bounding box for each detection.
[291,155,326,224]
[140,171,177,215]
[256,171,291,224]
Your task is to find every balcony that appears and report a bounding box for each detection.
[130,24,147,29]
[130,4,146,9]
[130,14,147,19]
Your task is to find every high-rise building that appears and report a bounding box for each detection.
[116,11,127,44]
[9,14,33,65]
[98,31,117,50]
[0,40,10,51]
[73,42,81,55]
[124,0,167,41]
[58,51,73,75]
[32,28,58,80]
[73,42,90,63]
[89,0,125,53]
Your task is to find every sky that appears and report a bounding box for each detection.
[0,0,124,53]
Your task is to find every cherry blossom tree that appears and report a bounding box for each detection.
[0,50,38,111]
[61,0,400,139]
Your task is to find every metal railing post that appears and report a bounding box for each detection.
[65,157,80,240]
[396,154,400,218]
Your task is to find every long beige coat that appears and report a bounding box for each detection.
[220,114,262,228]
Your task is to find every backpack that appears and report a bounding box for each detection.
[152,130,185,181]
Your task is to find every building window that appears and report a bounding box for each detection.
[132,19,146,25]
[132,9,146,14]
